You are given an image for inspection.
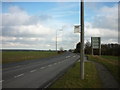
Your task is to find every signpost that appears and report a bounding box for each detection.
[91,37,101,55]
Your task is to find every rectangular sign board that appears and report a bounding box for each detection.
[74,25,80,33]
[91,37,101,49]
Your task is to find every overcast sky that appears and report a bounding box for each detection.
[1,1,118,50]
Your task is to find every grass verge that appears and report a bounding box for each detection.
[50,62,102,88]
[101,55,119,61]
[2,51,58,64]
[88,55,120,83]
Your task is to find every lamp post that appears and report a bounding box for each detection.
[56,29,63,52]
[56,30,57,52]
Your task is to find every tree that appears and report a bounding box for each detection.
[74,42,81,53]
[84,41,91,54]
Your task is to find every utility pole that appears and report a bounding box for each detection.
[80,0,84,80]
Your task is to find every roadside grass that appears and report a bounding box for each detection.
[50,62,102,88]
[88,55,120,83]
[2,51,58,64]
[101,55,119,61]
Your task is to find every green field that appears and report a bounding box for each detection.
[50,62,102,88]
[2,51,58,64]
[88,55,120,83]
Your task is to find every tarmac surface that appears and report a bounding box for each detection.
[2,52,79,88]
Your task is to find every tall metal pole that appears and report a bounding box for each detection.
[91,37,93,55]
[80,0,84,80]
[59,29,63,49]
[56,30,57,52]
[99,37,101,56]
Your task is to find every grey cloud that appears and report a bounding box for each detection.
[92,15,118,30]
[2,6,53,26]
[2,26,52,38]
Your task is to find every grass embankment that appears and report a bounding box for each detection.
[2,51,58,64]
[50,62,102,88]
[88,55,120,83]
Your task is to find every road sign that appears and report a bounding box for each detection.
[91,37,101,56]
[74,25,80,33]
[91,37,101,49]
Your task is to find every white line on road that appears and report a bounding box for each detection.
[58,62,61,64]
[54,63,57,65]
[66,56,70,58]
[30,69,36,72]
[73,56,76,57]
[0,80,4,83]
[66,56,68,58]
[14,73,24,78]
[40,67,45,69]
[48,65,52,67]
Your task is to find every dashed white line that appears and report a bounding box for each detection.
[40,67,45,69]
[48,64,52,67]
[54,63,57,65]
[30,69,36,72]
[14,73,24,78]
[58,62,61,64]
[66,56,70,58]
[0,80,4,83]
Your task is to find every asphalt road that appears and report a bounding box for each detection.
[2,52,80,89]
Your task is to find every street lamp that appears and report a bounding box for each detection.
[56,29,63,52]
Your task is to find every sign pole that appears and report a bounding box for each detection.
[99,37,101,56]
[92,48,93,55]
[80,0,84,80]
[91,37,93,55]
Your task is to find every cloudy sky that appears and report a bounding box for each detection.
[1,1,118,50]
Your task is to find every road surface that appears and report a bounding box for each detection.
[2,52,79,89]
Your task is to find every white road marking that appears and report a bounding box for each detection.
[40,67,45,69]
[54,63,57,65]
[66,56,70,58]
[73,56,76,57]
[48,64,52,67]
[14,73,24,78]
[58,62,61,64]
[0,80,4,83]
[30,69,36,72]
[66,56,68,58]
